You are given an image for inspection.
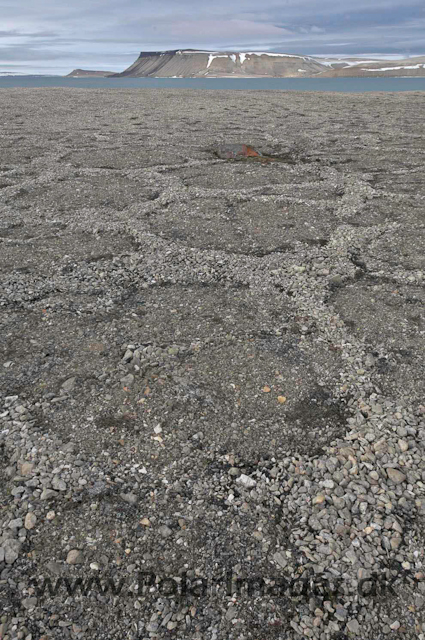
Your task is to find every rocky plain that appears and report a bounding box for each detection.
[0,88,424,639]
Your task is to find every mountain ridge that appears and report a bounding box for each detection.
[67,50,425,78]
[111,49,325,78]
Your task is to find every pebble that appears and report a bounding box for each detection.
[158,525,173,538]
[236,474,257,489]
[398,439,409,452]
[3,539,21,565]
[120,373,134,387]
[40,489,58,500]
[386,468,406,484]
[347,619,360,633]
[61,377,76,393]
[24,512,37,530]
[66,549,83,565]
[120,492,138,505]
[20,462,34,476]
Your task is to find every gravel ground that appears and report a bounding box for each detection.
[0,88,424,640]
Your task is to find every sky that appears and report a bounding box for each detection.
[1,0,424,74]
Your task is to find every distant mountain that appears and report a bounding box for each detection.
[111,50,326,78]
[67,69,114,77]
[316,56,425,77]
[66,51,425,79]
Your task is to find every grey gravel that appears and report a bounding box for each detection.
[0,88,424,640]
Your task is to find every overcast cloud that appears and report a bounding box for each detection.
[0,0,424,74]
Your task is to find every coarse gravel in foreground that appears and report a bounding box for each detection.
[0,88,424,639]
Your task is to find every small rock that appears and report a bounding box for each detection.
[273,551,287,569]
[47,560,62,574]
[9,517,23,530]
[52,476,67,491]
[140,517,151,527]
[3,539,21,565]
[66,549,83,565]
[158,525,173,538]
[386,468,406,484]
[335,605,347,621]
[21,597,37,610]
[236,474,257,489]
[21,462,34,476]
[398,439,409,452]
[61,377,76,393]
[41,488,58,500]
[347,619,360,634]
[25,512,37,530]
[122,349,134,363]
[226,606,237,621]
[391,535,402,550]
[120,492,138,505]
[121,374,134,387]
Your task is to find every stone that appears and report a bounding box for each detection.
[21,597,38,610]
[335,606,348,621]
[3,539,21,565]
[391,535,402,550]
[61,377,76,393]
[66,549,83,565]
[52,476,67,491]
[41,488,58,500]
[21,462,34,476]
[273,551,287,569]
[121,374,134,387]
[158,525,173,538]
[140,517,151,527]
[25,512,37,530]
[236,474,257,489]
[122,349,134,362]
[8,518,23,530]
[386,468,406,484]
[398,439,409,452]
[120,492,138,505]
[347,619,360,633]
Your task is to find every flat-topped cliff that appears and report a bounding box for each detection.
[111,49,326,77]
[67,51,425,78]
[67,69,114,77]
